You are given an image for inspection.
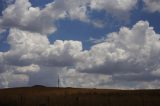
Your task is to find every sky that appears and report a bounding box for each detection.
[0,0,160,89]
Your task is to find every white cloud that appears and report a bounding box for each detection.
[1,20,160,89]
[15,64,40,73]
[151,68,160,76]
[0,0,138,34]
[3,28,82,67]
[90,0,137,11]
[60,68,112,88]
[0,0,67,35]
[1,0,160,89]
[72,21,160,88]
[90,0,138,18]
[54,0,89,22]
[0,0,160,88]
[0,64,64,88]
[0,0,88,34]
[3,28,49,66]
[77,21,160,74]
[0,28,82,88]
[143,0,160,12]
[0,71,29,88]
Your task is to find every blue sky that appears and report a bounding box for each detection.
[0,0,160,88]
[0,0,160,50]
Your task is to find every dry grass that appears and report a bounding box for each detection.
[0,86,160,106]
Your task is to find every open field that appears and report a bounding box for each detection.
[0,86,160,106]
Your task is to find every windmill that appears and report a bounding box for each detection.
[58,74,60,88]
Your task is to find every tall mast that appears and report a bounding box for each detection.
[58,74,60,88]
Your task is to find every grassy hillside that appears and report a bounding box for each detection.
[0,86,160,106]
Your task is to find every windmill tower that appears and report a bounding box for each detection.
[58,74,60,88]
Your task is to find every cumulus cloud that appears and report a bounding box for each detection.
[70,21,160,88]
[0,0,62,34]
[0,28,83,88]
[0,71,29,88]
[77,21,160,74]
[3,28,50,66]
[0,0,138,34]
[3,28,82,67]
[1,18,160,89]
[90,0,138,18]
[61,68,112,88]
[143,0,160,12]
[15,64,40,74]
[53,0,89,22]
[0,64,64,88]
[0,0,88,34]
[1,0,160,89]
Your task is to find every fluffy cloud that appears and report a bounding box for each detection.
[0,0,88,34]
[77,21,160,74]
[3,28,50,66]
[143,0,160,12]
[72,21,160,88]
[53,0,89,22]
[1,20,160,89]
[0,0,63,34]
[90,0,138,18]
[0,28,82,88]
[1,0,160,89]
[15,64,40,73]
[0,70,29,88]
[0,64,64,88]
[61,68,112,88]
[0,0,138,34]
[3,28,82,67]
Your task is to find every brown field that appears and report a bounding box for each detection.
[0,86,160,106]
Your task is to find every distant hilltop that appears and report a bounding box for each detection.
[32,85,46,88]
[0,87,160,106]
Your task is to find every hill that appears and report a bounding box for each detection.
[0,86,160,106]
